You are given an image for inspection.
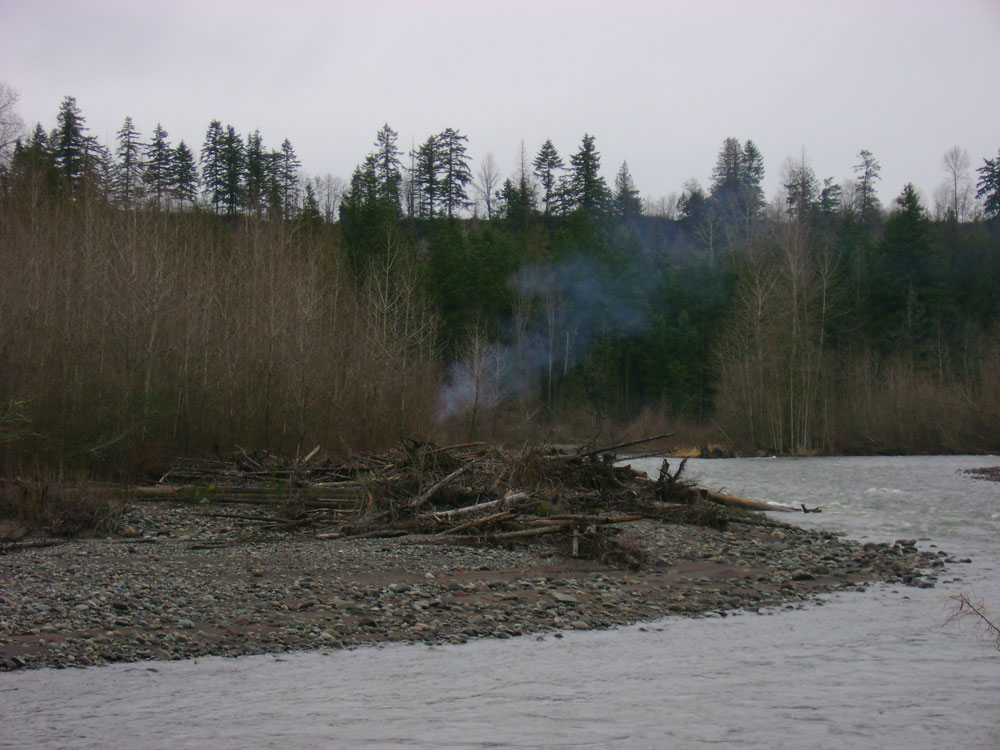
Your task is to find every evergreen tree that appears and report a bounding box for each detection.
[495,177,534,228]
[200,119,224,212]
[277,138,301,219]
[613,161,642,220]
[372,123,402,213]
[413,135,440,218]
[677,180,708,227]
[243,129,268,216]
[113,116,143,207]
[854,148,882,223]
[975,148,1000,218]
[298,182,323,228]
[218,125,244,215]
[782,155,819,222]
[869,183,938,346]
[533,138,563,216]
[143,123,173,209]
[51,95,91,192]
[710,137,742,200]
[171,140,198,205]
[437,128,473,218]
[91,141,114,197]
[264,149,284,217]
[710,137,764,230]
[818,177,842,218]
[739,139,765,217]
[563,133,610,215]
[8,123,60,197]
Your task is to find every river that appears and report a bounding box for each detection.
[1,455,998,749]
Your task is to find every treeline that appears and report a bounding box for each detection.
[1,90,999,477]
[337,124,1000,455]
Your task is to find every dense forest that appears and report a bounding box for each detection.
[1,87,999,477]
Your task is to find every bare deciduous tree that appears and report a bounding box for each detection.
[474,152,500,219]
[0,81,26,167]
[713,225,838,453]
[939,145,973,221]
[307,173,345,223]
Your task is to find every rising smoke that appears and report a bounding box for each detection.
[437,246,661,421]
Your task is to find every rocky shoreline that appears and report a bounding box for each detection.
[0,498,958,672]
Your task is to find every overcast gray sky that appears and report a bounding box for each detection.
[3,0,999,208]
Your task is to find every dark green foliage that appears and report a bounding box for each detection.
[495,175,534,229]
[613,161,642,221]
[243,129,268,216]
[298,182,323,229]
[533,138,563,217]
[783,156,819,222]
[866,184,943,348]
[740,140,765,214]
[854,148,882,223]
[8,123,60,199]
[563,133,610,216]
[818,178,842,218]
[710,137,765,232]
[427,220,522,353]
[200,119,224,211]
[5,94,999,454]
[976,148,1000,218]
[277,138,301,219]
[171,140,198,204]
[51,96,101,194]
[339,139,404,272]
[113,116,143,207]
[143,124,172,209]
[437,128,473,218]
[373,123,402,213]
[413,135,440,218]
[217,124,244,215]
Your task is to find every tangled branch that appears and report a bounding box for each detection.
[943,593,1000,651]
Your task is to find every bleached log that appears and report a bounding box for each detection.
[428,491,530,520]
[702,489,796,512]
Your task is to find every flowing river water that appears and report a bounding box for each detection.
[2,455,998,749]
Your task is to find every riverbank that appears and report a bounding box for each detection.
[0,499,952,671]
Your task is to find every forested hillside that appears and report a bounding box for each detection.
[1,90,999,476]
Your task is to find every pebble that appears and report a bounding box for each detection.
[0,501,950,671]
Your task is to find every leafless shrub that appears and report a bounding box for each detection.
[0,480,124,537]
[0,189,442,478]
[943,593,1000,652]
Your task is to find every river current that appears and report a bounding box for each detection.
[2,455,998,749]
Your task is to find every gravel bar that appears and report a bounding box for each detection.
[0,501,956,671]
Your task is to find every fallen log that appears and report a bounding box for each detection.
[702,489,796,512]
[197,512,275,523]
[427,491,529,520]
[436,510,518,536]
[536,513,644,524]
[555,433,675,462]
[315,528,410,542]
[407,466,470,509]
[492,525,567,539]
[425,441,489,455]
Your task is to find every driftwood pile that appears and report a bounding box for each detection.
[138,436,796,568]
